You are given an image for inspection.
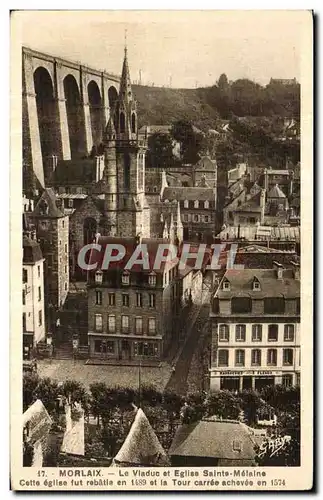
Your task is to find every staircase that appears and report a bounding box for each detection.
[54,342,73,360]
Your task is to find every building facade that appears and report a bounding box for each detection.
[23,234,45,358]
[209,262,300,392]
[30,188,69,332]
[87,237,182,360]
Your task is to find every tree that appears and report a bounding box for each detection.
[34,377,60,416]
[204,391,242,420]
[62,380,88,409]
[23,372,40,412]
[217,73,229,91]
[148,132,174,168]
[170,120,204,164]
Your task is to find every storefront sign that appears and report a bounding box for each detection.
[219,370,274,376]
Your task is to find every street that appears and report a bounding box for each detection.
[165,273,213,395]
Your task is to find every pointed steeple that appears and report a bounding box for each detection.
[119,39,133,104]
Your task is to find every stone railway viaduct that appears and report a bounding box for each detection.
[22,46,120,188]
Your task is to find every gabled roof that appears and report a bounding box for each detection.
[113,408,168,466]
[267,184,286,199]
[169,419,255,462]
[32,188,65,218]
[235,191,262,213]
[193,156,217,171]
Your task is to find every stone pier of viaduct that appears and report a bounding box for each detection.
[22,46,120,187]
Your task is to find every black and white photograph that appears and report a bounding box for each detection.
[10,9,313,491]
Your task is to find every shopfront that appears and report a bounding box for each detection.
[211,369,296,392]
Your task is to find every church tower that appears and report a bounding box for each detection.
[102,44,150,238]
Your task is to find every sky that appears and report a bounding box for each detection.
[14,10,305,88]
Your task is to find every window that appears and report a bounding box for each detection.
[65,265,67,274]
[136,293,143,307]
[148,318,156,334]
[204,215,210,223]
[296,298,300,314]
[252,324,262,341]
[184,200,189,209]
[223,280,230,290]
[268,324,278,342]
[37,265,40,278]
[253,279,261,291]
[235,325,246,342]
[148,273,156,286]
[235,349,245,366]
[193,214,199,222]
[95,314,103,332]
[282,374,293,388]
[64,282,68,291]
[38,310,42,327]
[122,315,129,333]
[251,349,261,366]
[264,298,285,314]
[22,313,26,331]
[62,220,65,228]
[194,200,199,209]
[149,294,156,308]
[23,269,28,284]
[38,286,41,301]
[108,293,115,306]
[95,340,114,354]
[184,214,188,222]
[204,200,209,209]
[95,291,102,305]
[283,348,293,365]
[95,271,103,284]
[108,315,116,333]
[135,317,143,335]
[122,294,129,307]
[284,324,295,342]
[22,290,25,305]
[232,297,252,313]
[219,324,229,342]
[232,440,242,452]
[122,272,130,285]
[218,349,229,367]
[267,349,277,366]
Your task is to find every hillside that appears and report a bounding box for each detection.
[133,78,300,131]
[133,85,219,130]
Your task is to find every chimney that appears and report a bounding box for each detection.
[273,261,284,279]
[290,261,300,280]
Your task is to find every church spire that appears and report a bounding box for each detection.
[119,30,133,104]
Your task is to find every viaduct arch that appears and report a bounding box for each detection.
[22,47,120,189]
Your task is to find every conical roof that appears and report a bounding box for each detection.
[112,408,168,467]
[267,184,286,199]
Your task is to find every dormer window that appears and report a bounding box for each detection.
[223,279,230,291]
[184,200,189,209]
[95,270,103,284]
[204,200,209,209]
[194,200,199,209]
[148,272,157,286]
[122,271,130,286]
[233,440,242,452]
[253,278,261,291]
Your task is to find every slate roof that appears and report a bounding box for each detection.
[169,419,255,462]
[216,268,300,299]
[32,188,65,218]
[235,191,262,213]
[217,225,300,243]
[162,186,215,202]
[112,408,168,467]
[23,235,43,264]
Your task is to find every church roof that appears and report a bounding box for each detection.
[267,184,286,198]
[32,188,65,218]
[49,159,97,186]
[112,408,168,467]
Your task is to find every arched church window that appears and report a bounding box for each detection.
[120,112,125,133]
